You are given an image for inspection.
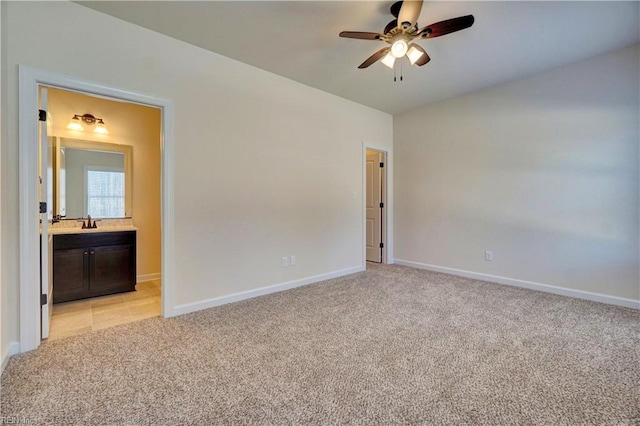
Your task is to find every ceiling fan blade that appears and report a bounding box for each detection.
[407,43,431,66]
[397,0,423,29]
[390,1,402,18]
[339,31,383,40]
[384,19,398,34]
[358,47,391,69]
[418,15,475,39]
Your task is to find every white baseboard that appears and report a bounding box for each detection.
[173,265,365,316]
[137,273,161,283]
[1,342,20,374]
[394,259,640,310]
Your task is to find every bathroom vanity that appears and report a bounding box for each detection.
[47,136,138,304]
[52,229,136,303]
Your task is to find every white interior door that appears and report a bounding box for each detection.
[366,150,383,262]
[38,86,53,339]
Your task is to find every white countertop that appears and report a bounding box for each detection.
[48,226,138,235]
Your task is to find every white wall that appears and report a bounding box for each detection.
[1,2,392,346]
[394,45,639,302]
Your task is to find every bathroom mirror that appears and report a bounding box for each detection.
[54,138,133,219]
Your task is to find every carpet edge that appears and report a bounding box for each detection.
[394,259,640,309]
[172,265,366,316]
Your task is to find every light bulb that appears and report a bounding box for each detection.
[381,53,396,69]
[390,40,408,58]
[94,120,109,135]
[66,116,83,131]
[407,45,425,65]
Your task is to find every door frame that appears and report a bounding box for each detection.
[362,142,393,266]
[18,66,176,352]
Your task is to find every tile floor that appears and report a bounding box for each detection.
[48,280,161,340]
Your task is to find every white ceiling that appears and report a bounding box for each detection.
[78,1,639,114]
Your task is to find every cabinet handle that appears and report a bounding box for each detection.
[84,251,88,255]
[90,251,95,255]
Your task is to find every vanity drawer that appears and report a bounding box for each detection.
[53,231,136,250]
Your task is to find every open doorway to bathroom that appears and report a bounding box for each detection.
[43,87,163,340]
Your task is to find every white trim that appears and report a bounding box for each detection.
[160,101,176,318]
[18,67,41,352]
[394,259,640,310]
[362,142,394,266]
[0,1,4,371]
[18,66,175,352]
[1,342,20,374]
[173,266,365,316]
[137,273,161,283]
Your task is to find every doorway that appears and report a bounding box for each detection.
[18,66,175,352]
[365,148,387,265]
[43,87,163,340]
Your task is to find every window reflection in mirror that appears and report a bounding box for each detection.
[54,138,133,219]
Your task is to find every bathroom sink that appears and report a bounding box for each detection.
[49,226,137,235]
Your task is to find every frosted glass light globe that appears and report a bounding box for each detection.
[391,40,408,58]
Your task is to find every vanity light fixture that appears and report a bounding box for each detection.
[66,113,109,135]
[94,119,109,135]
[66,115,84,131]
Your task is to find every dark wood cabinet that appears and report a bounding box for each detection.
[53,231,136,303]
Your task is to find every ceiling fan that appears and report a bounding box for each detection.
[339,0,474,69]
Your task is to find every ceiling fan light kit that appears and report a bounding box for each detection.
[390,38,409,58]
[381,53,396,69]
[406,45,424,65]
[339,0,474,74]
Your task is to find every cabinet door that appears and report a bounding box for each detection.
[89,244,136,294]
[52,247,89,303]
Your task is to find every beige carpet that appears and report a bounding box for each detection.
[2,264,639,425]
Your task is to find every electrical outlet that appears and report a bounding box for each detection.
[485,251,493,261]
[290,255,296,266]
[281,256,289,267]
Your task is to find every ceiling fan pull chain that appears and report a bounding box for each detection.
[393,65,397,82]
[400,62,404,82]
